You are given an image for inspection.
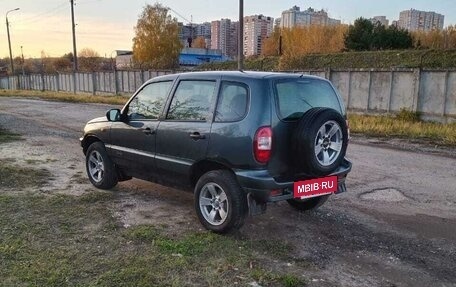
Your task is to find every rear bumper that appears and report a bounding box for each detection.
[235,159,352,203]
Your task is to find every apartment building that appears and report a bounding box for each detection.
[370,16,389,27]
[211,19,239,58]
[243,15,274,57]
[178,22,212,48]
[398,9,444,31]
[280,6,341,28]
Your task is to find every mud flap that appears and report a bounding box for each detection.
[247,193,267,216]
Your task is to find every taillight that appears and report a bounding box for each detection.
[254,126,272,164]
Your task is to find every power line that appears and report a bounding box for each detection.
[12,2,67,25]
[167,6,192,24]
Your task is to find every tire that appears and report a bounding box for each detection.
[292,108,348,176]
[85,142,118,190]
[194,170,248,233]
[287,195,329,211]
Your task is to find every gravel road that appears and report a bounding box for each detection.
[1,97,455,287]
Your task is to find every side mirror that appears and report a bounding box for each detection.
[106,109,121,122]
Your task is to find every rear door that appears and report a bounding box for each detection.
[155,77,219,186]
[108,81,173,179]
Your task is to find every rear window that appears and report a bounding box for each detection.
[275,79,342,121]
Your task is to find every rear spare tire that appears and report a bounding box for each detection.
[292,108,348,176]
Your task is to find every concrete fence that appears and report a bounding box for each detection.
[0,69,455,122]
[0,70,176,95]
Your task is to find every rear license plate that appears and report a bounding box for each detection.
[293,176,338,199]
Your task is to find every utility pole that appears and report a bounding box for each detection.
[21,46,25,76]
[70,0,78,94]
[238,0,244,71]
[70,0,78,71]
[6,8,20,75]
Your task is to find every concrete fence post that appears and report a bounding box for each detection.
[92,72,97,96]
[387,71,394,113]
[347,70,352,109]
[73,72,77,94]
[141,70,145,84]
[366,70,372,111]
[41,73,45,92]
[325,68,331,80]
[114,70,119,95]
[56,73,60,92]
[412,68,421,112]
[442,70,449,117]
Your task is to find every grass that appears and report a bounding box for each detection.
[199,49,456,71]
[0,89,128,105]
[0,160,51,189]
[0,192,307,286]
[0,123,307,287]
[0,129,51,189]
[348,112,456,146]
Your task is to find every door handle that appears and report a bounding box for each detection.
[142,127,155,135]
[189,132,206,140]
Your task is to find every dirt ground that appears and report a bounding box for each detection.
[1,97,455,287]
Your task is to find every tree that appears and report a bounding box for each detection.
[262,27,281,56]
[344,18,374,51]
[345,18,413,51]
[412,26,456,49]
[132,4,183,69]
[193,36,207,49]
[78,48,101,71]
[53,56,72,72]
[262,25,347,58]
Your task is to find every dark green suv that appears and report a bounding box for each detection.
[80,71,352,233]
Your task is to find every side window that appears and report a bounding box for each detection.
[128,81,172,120]
[215,82,249,122]
[167,80,216,121]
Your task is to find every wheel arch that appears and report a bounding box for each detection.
[190,160,232,188]
[82,135,102,155]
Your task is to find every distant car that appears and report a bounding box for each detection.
[80,71,352,233]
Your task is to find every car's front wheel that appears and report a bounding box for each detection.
[85,142,118,190]
[194,170,248,233]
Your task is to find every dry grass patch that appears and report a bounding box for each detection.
[349,113,456,146]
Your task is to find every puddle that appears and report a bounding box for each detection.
[360,188,408,202]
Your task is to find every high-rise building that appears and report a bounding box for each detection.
[211,19,238,58]
[370,16,389,27]
[244,15,274,57]
[398,9,444,31]
[178,23,194,47]
[195,22,212,49]
[179,22,212,49]
[280,6,340,29]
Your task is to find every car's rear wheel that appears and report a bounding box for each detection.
[86,142,118,190]
[287,195,330,211]
[194,170,247,233]
[292,108,348,176]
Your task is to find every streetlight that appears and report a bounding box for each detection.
[6,8,20,75]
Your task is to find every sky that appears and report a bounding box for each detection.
[0,0,455,58]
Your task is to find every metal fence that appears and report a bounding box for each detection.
[1,69,455,122]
